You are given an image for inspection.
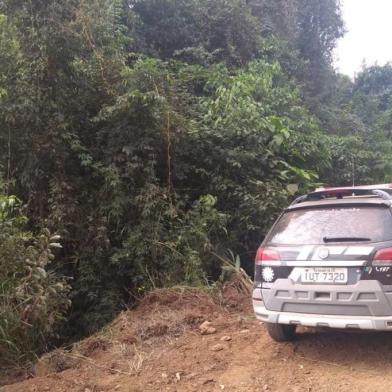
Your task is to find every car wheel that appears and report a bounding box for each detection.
[265,322,296,342]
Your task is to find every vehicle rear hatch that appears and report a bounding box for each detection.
[254,200,392,316]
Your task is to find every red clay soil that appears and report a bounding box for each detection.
[3,286,392,392]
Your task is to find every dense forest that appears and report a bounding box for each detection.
[1,0,392,365]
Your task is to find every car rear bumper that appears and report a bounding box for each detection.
[259,278,392,316]
[255,305,392,331]
[253,300,392,330]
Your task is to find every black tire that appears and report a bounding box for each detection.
[266,323,296,342]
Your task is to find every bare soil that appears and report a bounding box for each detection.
[3,285,392,392]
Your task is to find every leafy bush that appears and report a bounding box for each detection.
[0,191,70,364]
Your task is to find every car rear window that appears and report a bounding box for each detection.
[267,206,392,245]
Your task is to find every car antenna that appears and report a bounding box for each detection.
[352,157,356,187]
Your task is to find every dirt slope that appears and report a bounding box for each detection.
[3,286,392,392]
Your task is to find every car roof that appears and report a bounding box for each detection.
[286,196,392,211]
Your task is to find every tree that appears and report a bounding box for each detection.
[130,0,262,65]
[296,0,345,98]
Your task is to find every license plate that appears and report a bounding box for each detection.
[301,267,348,284]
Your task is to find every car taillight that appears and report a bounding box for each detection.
[255,247,280,265]
[373,248,392,265]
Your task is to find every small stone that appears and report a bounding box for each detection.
[210,343,224,352]
[161,372,168,379]
[186,372,197,379]
[220,336,232,341]
[240,329,250,334]
[176,372,181,381]
[200,321,211,329]
[199,321,217,335]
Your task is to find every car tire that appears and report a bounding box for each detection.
[265,323,296,342]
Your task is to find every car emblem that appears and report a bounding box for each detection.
[262,267,275,282]
[318,247,329,259]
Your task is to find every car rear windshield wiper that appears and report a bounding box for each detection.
[323,236,371,243]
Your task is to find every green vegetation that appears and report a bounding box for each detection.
[0,189,70,363]
[0,0,392,364]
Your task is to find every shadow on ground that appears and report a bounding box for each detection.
[293,328,392,370]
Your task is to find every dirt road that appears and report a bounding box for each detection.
[2,288,392,392]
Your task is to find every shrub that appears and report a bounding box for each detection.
[0,191,70,365]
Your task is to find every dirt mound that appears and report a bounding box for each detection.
[107,287,226,344]
[1,285,251,391]
[5,280,392,391]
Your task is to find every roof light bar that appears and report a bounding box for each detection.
[316,184,392,192]
[291,184,392,205]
